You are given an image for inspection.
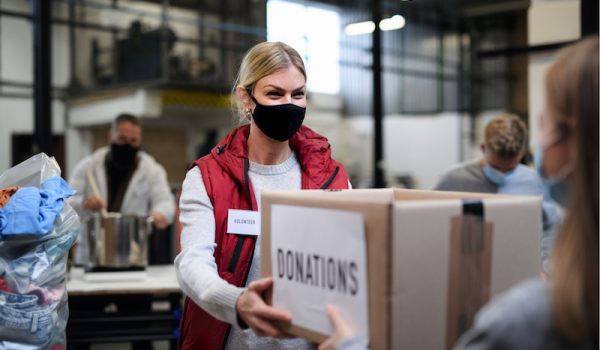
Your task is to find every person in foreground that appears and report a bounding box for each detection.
[320,36,598,350]
[175,41,350,350]
[434,114,560,275]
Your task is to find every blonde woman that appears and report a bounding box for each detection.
[321,37,598,350]
[175,42,350,350]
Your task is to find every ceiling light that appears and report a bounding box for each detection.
[344,15,405,36]
[344,21,376,36]
[379,15,405,31]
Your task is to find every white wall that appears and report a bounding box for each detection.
[343,113,463,190]
[527,0,581,147]
[303,93,510,190]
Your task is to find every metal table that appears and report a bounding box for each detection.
[66,265,183,349]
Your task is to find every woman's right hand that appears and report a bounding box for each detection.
[236,277,293,339]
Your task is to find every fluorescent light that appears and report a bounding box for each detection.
[379,15,405,31]
[344,21,376,35]
[344,15,405,36]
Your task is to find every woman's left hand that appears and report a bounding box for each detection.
[319,305,355,350]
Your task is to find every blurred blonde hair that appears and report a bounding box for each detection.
[484,114,528,159]
[231,42,306,125]
[546,36,598,346]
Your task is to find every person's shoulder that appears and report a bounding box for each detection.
[476,279,550,328]
[91,146,109,157]
[436,160,480,186]
[441,160,479,177]
[459,279,596,350]
[472,279,554,346]
[138,151,164,170]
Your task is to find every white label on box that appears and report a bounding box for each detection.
[227,209,261,236]
[270,204,369,344]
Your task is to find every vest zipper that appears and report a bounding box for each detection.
[320,166,340,189]
[222,158,256,350]
[227,159,253,273]
[244,158,253,211]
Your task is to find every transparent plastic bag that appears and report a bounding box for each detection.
[0,153,79,350]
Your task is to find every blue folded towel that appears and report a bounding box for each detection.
[0,177,76,236]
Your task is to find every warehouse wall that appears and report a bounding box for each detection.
[527,0,581,147]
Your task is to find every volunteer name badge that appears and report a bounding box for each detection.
[227,209,261,236]
[270,204,369,344]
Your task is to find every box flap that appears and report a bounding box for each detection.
[393,188,519,201]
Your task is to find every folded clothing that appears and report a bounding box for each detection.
[0,290,53,344]
[0,177,76,236]
[0,229,77,294]
[26,284,66,307]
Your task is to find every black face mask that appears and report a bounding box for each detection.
[110,142,139,168]
[247,91,306,142]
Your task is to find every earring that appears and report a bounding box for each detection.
[244,108,251,117]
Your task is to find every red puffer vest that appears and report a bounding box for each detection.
[178,124,349,350]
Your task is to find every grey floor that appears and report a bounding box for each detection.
[90,341,170,350]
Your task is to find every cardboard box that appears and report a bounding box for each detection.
[260,188,542,350]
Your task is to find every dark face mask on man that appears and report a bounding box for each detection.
[110,142,139,168]
[247,90,306,142]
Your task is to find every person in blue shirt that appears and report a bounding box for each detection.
[433,114,560,276]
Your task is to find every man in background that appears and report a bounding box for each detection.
[67,113,175,266]
[434,114,560,276]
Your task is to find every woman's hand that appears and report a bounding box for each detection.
[319,305,355,350]
[236,277,293,338]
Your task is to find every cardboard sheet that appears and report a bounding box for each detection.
[270,204,369,343]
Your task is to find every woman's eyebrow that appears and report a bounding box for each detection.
[264,84,284,91]
[264,84,306,91]
[293,85,307,91]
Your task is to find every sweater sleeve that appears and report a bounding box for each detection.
[174,166,246,328]
[66,155,93,216]
[335,337,369,350]
[147,160,176,225]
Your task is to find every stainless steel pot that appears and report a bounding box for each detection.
[84,213,154,269]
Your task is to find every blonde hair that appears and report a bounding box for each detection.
[546,37,598,346]
[483,114,528,159]
[231,42,306,125]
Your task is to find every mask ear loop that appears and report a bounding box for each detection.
[245,89,261,106]
[244,89,259,121]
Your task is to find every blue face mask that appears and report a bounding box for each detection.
[483,164,516,185]
[533,142,570,207]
